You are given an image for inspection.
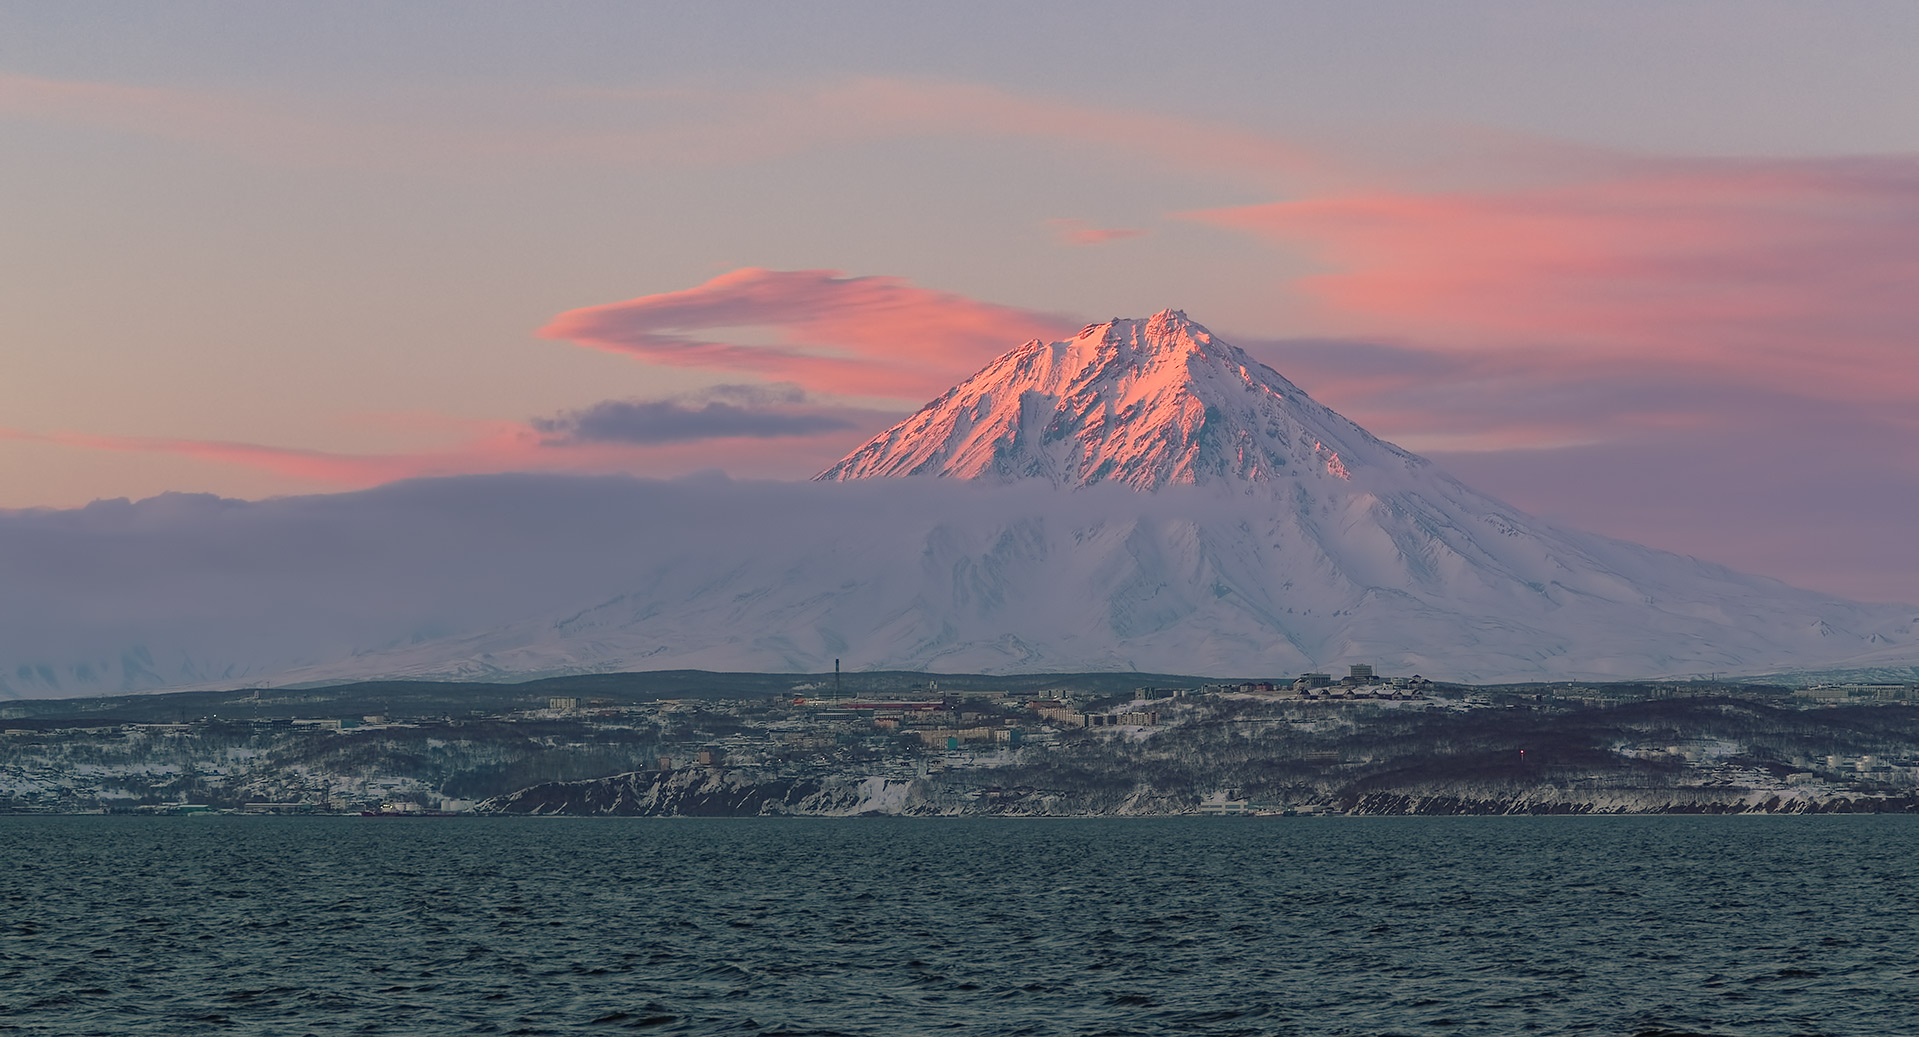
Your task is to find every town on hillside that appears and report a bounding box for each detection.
[5,668,1919,816]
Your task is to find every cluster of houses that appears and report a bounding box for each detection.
[1289,665,1432,700]
[1182,665,1431,701]
[770,662,1439,751]
[1794,684,1919,704]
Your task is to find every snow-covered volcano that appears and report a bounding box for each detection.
[820,309,1390,491]
[4,311,1916,697]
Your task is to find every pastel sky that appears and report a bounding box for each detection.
[4,3,1917,602]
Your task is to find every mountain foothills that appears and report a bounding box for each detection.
[4,311,1916,698]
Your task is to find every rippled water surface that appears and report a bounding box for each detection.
[3,817,1917,1035]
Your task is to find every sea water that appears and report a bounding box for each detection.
[2,816,1915,1035]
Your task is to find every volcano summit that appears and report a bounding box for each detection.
[820,309,1386,491]
[3,312,1915,697]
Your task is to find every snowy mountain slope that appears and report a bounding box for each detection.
[4,312,1916,697]
[67,480,1900,694]
[820,309,1399,492]
[222,478,1908,691]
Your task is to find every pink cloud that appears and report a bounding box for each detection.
[1186,155,1919,407]
[539,268,1079,398]
[1045,219,1148,247]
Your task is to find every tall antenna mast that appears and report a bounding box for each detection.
[835,658,841,703]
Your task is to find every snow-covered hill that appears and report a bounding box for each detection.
[4,312,1916,697]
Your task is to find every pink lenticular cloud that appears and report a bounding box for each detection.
[539,268,1079,398]
[1187,155,1919,405]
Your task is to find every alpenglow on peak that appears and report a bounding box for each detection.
[817,309,1419,491]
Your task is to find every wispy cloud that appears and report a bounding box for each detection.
[519,78,1332,186]
[2,387,900,491]
[539,267,1078,398]
[533,385,868,445]
[1045,218,1148,247]
[0,72,468,171]
[772,79,1327,185]
[1240,337,1726,454]
[0,73,255,141]
[0,72,1330,186]
[0,423,547,486]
